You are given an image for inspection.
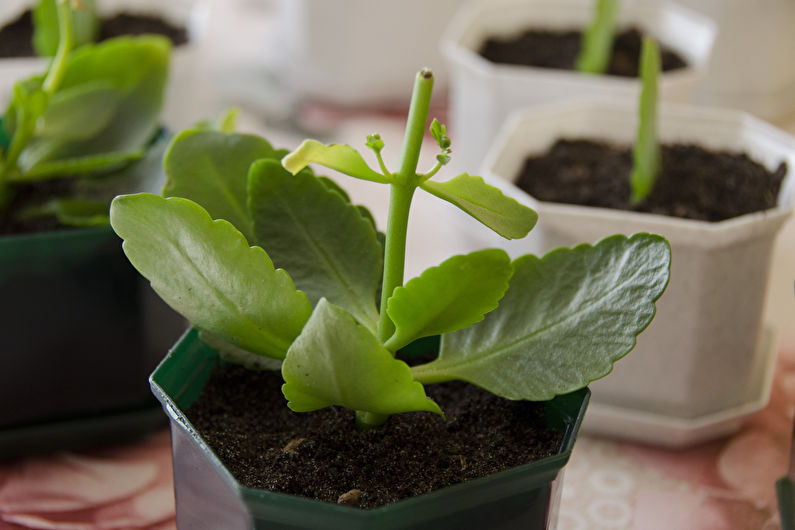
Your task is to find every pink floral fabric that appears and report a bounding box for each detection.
[560,346,795,530]
[0,431,175,530]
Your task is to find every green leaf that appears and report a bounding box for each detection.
[429,119,450,150]
[36,81,120,140]
[317,175,350,202]
[282,139,390,184]
[411,234,671,400]
[9,149,144,181]
[385,249,513,351]
[421,173,537,239]
[19,36,170,172]
[109,193,312,360]
[630,37,661,205]
[74,129,171,200]
[576,0,620,74]
[248,159,381,330]
[19,197,109,226]
[163,129,277,242]
[199,330,282,371]
[33,0,100,57]
[282,299,443,416]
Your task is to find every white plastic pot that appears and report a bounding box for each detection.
[676,0,795,122]
[268,0,464,107]
[441,0,717,170]
[474,99,794,425]
[0,0,206,129]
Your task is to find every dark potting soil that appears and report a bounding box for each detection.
[0,11,35,58]
[186,362,565,509]
[480,27,687,77]
[516,139,787,222]
[0,179,76,235]
[0,10,188,59]
[97,13,188,45]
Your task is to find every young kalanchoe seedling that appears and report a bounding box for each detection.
[576,0,620,74]
[0,0,169,225]
[630,36,661,204]
[110,69,671,432]
[33,0,100,57]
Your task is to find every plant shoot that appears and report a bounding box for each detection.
[110,69,671,432]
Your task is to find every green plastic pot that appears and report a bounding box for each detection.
[0,226,186,456]
[151,328,590,530]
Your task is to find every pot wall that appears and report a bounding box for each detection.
[151,329,590,530]
[0,227,186,433]
[478,100,794,419]
[441,0,716,170]
[0,0,206,129]
[268,0,463,107]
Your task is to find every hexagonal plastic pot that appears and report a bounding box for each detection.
[440,0,716,169]
[472,99,795,422]
[151,328,591,530]
[0,226,187,457]
[0,0,207,129]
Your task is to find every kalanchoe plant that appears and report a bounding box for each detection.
[630,36,661,204]
[576,0,620,74]
[0,0,169,227]
[110,69,671,430]
[33,0,100,57]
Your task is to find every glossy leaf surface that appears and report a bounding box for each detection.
[282,299,442,416]
[163,129,276,242]
[249,160,381,329]
[110,193,311,360]
[421,173,537,239]
[412,234,671,400]
[385,249,512,351]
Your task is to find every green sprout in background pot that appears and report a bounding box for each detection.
[630,36,661,205]
[110,69,672,431]
[576,0,620,74]
[32,0,100,57]
[0,0,169,227]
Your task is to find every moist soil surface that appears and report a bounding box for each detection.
[0,179,76,235]
[480,27,687,77]
[0,10,188,58]
[186,361,565,509]
[516,139,787,222]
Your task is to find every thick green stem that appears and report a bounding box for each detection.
[355,410,390,430]
[356,70,434,431]
[376,69,434,345]
[377,183,415,344]
[395,69,434,187]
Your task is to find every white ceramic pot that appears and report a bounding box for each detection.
[473,99,794,425]
[0,0,207,129]
[677,0,795,123]
[268,0,464,107]
[441,0,717,170]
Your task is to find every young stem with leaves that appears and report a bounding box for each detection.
[0,0,73,190]
[377,70,433,344]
